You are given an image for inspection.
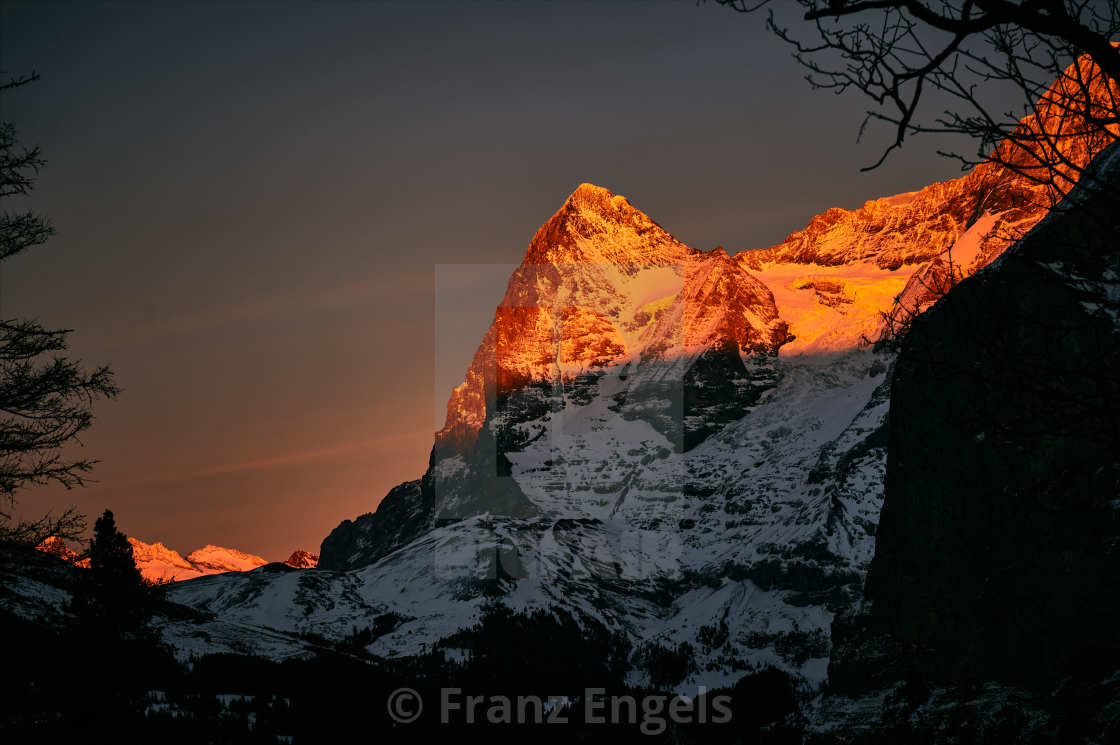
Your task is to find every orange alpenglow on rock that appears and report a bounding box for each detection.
[35,536,83,564]
[741,51,1120,350]
[436,182,790,454]
[284,550,319,569]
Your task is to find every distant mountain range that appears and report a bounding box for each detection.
[35,535,318,583]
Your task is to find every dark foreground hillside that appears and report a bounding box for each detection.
[0,540,803,744]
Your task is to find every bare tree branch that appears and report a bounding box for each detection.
[708,0,1120,182]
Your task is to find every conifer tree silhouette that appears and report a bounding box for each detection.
[88,509,142,592]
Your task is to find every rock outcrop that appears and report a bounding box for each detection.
[816,141,1120,742]
[283,550,319,569]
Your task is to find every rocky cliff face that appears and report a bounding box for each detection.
[814,142,1120,742]
[318,479,429,571]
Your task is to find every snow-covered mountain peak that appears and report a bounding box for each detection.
[523,182,695,268]
[127,538,194,567]
[126,537,200,582]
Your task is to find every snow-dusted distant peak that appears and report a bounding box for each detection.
[127,537,202,582]
[109,537,271,583]
[185,545,268,574]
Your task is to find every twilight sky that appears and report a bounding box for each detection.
[1,0,969,560]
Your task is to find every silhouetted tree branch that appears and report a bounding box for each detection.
[0,74,118,540]
[711,1,1120,187]
[0,505,86,544]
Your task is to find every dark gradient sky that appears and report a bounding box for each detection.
[1,0,968,560]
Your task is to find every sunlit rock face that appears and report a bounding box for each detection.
[34,536,81,563]
[742,52,1120,354]
[283,550,319,569]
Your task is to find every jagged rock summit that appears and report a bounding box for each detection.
[283,550,319,569]
[522,182,695,267]
[34,536,81,564]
